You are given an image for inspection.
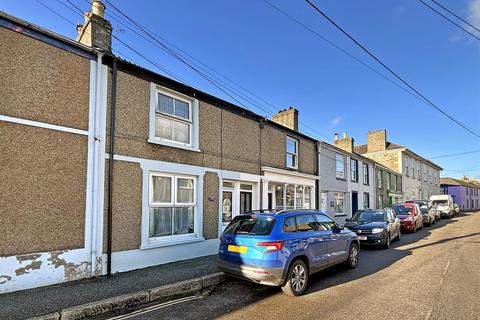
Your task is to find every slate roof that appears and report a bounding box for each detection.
[440,177,480,188]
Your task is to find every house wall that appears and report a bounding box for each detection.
[375,167,403,208]
[442,185,480,211]
[0,27,99,293]
[347,157,375,215]
[104,69,317,272]
[318,145,349,223]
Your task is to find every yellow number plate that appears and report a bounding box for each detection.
[228,245,248,254]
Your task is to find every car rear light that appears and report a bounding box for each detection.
[256,241,284,253]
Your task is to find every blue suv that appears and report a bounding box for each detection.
[217,210,360,296]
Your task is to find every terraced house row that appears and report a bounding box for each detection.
[0,5,441,294]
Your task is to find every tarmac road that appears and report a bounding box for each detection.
[99,212,480,320]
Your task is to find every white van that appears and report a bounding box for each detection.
[429,195,454,218]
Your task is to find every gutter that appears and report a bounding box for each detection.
[106,58,118,275]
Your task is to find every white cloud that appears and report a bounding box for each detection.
[469,0,480,27]
[330,116,342,127]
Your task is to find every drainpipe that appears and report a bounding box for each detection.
[90,52,104,275]
[107,58,118,276]
[315,142,320,210]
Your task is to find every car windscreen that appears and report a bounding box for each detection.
[392,206,412,215]
[432,200,448,205]
[420,207,428,213]
[223,216,276,236]
[351,210,386,222]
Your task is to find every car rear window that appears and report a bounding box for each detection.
[223,216,276,235]
[392,206,412,215]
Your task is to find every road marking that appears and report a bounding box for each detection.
[442,258,451,276]
[106,295,201,320]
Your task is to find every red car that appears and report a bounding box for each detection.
[392,203,424,233]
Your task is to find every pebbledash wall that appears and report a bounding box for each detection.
[0,14,108,293]
[104,62,317,273]
[0,11,317,293]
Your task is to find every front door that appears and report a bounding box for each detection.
[352,192,358,215]
[268,192,273,210]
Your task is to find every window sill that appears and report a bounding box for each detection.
[336,177,346,181]
[140,236,205,250]
[334,213,347,217]
[148,138,201,152]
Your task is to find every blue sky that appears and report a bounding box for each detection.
[2,0,479,178]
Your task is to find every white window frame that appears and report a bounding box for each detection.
[271,183,312,210]
[336,153,346,179]
[350,158,358,182]
[149,83,200,152]
[334,192,345,215]
[141,165,203,249]
[362,163,369,185]
[404,156,409,176]
[377,170,383,189]
[286,137,298,169]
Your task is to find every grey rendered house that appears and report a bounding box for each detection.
[318,134,376,224]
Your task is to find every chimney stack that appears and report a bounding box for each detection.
[272,107,299,131]
[334,132,354,153]
[76,0,112,52]
[367,129,387,153]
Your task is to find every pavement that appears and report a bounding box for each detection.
[0,255,219,320]
[96,212,480,320]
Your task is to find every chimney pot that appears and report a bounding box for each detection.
[334,133,339,141]
[343,132,347,139]
[92,0,105,17]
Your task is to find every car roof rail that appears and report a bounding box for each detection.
[275,208,319,215]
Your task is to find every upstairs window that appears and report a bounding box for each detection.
[149,84,199,151]
[377,170,383,189]
[156,92,191,144]
[286,137,298,169]
[404,156,409,176]
[336,154,346,179]
[363,163,369,185]
[350,159,358,182]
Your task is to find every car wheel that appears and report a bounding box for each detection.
[345,243,359,269]
[281,260,308,296]
[397,229,401,241]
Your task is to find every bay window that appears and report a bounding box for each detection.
[273,183,312,210]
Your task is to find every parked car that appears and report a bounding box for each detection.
[217,210,360,296]
[453,203,460,215]
[345,209,401,249]
[406,200,435,226]
[392,203,423,233]
[430,205,441,222]
[420,205,436,226]
[430,195,454,218]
